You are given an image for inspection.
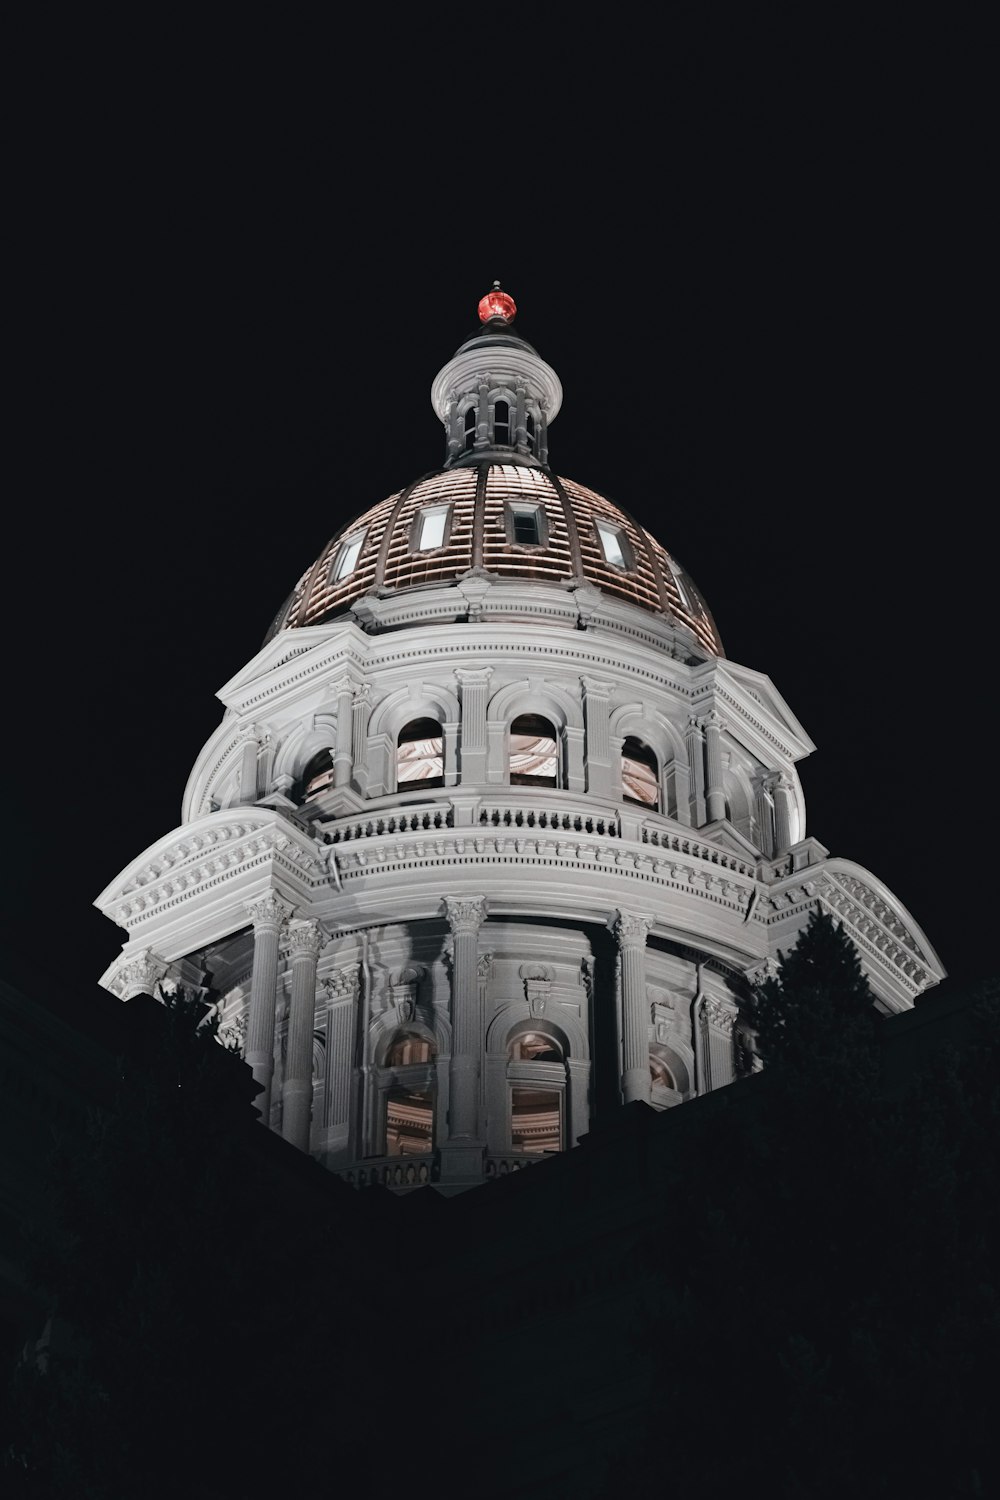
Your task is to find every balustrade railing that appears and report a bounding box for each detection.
[325,805,454,845]
[485,1153,548,1178]
[477,802,620,838]
[641,823,756,878]
[338,1154,436,1189]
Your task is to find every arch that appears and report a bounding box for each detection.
[367,683,461,744]
[396,717,445,790]
[487,678,584,733]
[649,1041,691,1097]
[608,704,687,766]
[621,735,660,810]
[271,713,339,787]
[485,1005,588,1061]
[510,712,559,788]
[723,766,755,840]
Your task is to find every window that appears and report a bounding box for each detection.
[396,717,444,788]
[509,714,558,787]
[331,531,365,582]
[385,1088,435,1155]
[667,556,694,611]
[526,412,535,452]
[509,1031,564,1063]
[464,405,477,452]
[415,506,449,551]
[387,1031,435,1067]
[301,749,334,802]
[622,736,659,810]
[505,502,547,548]
[493,399,510,445]
[594,519,632,571]
[510,1087,562,1153]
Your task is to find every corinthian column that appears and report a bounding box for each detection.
[701,711,727,823]
[443,895,488,1141]
[612,910,654,1104]
[245,894,293,1124]
[282,919,325,1151]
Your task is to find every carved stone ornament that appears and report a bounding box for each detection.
[611,911,655,948]
[703,996,737,1036]
[443,895,488,935]
[288,919,325,960]
[324,965,360,1001]
[477,952,494,981]
[245,893,294,931]
[745,958,780,985]
[115,948,168,1000]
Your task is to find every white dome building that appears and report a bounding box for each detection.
[95,284,945,1191]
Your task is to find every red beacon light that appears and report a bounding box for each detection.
[478,281,516,324]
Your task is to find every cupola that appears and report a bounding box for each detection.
[430,282,563,467]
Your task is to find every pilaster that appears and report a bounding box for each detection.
[611,910,654,1105]
[455,668,493,784]
[581,675,615,798]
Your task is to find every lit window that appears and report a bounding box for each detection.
[332,532,365,582]
[508,503,544,547]
[509,1031,564,1063]
[416,506,449,551]
[594,519,631,570]
[388,1031,436,1067]
[510,1087,562,1153]
[509,714,558,787]
[385,1088,434,1155]
[396,718,444,788]
[668,557,694,611]
[622,736,659,810]
[301,749,334,802]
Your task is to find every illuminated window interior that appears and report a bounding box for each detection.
[388,1031,435,1067]
[510,1087,562,1153]
[385,1087,434,1155]
[494,399,510,445]
[650,1055,676,1091]
[396,717,444,788]
[332,532,365,582]
[668,557,694,611]
[509,714,558,787]
[508,1031,564,1063]
[622,736,659,809]
[594,519,630,570]
[302,748,334,801]
[510,505,542,546]
[416,506,449,551]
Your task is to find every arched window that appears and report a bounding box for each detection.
[301,748,334,802]
[397,717,444,789]
[509,714,559,788]
[649,1049,684,1111]
[384,1030,437,1157]
[506,1025,566,1154]
[526,412,535,452]
[464,404,477,452]
[622,736,659,810]
[493,399,510,445]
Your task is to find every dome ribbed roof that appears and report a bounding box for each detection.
[268,463,722,656]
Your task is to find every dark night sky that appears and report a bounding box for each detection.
[6,23,995,992]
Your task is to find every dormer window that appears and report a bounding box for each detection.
[331,530,366,582]
[414,505,450,552]
[594,519,633,571]
[505,502,547,549]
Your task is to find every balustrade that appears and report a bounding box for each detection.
[325,804,454,845]
[338,1154,436,1189]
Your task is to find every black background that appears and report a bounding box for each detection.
[6,17,994,989]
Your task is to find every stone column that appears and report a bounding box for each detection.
[322,965,360,1165]
[244,894,293,1124]
[443,896,487,1142]
[612,911,654,1104]
[564,725,586,792]
[446,398,462,462]
[455,668,493,784]
[581,676,615,798]
[475,378,490,449]
[282,919,324,1152]
[236,725,261,806]
[769,772,795,853]
[685,716,707,826]
[703,996,737,1090]
[753,775,775,857]
[514,382,528,451]
[332,676,354,788]
[351,682,372,794]
[701,711,727,823]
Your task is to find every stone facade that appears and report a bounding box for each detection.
[94,292,945,1191]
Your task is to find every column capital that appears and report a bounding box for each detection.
[610,910,655,947]
[114,948,168,1001]
[703,996,737,1036]
[323,965,360,1001]
[454,667,494,688]
[245,893,294,932]
[329,673,355,699]
[686,714,704,733]
[443,894,488,935]
[353,682,373,707]
[288,918,325,960]
[698,710,724,731]
[580,674,616,698]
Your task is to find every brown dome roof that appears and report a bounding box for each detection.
[268,463,722,656]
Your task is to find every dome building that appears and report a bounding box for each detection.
[95,286,945,1191]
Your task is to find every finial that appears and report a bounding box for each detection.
[478,281,517,325]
